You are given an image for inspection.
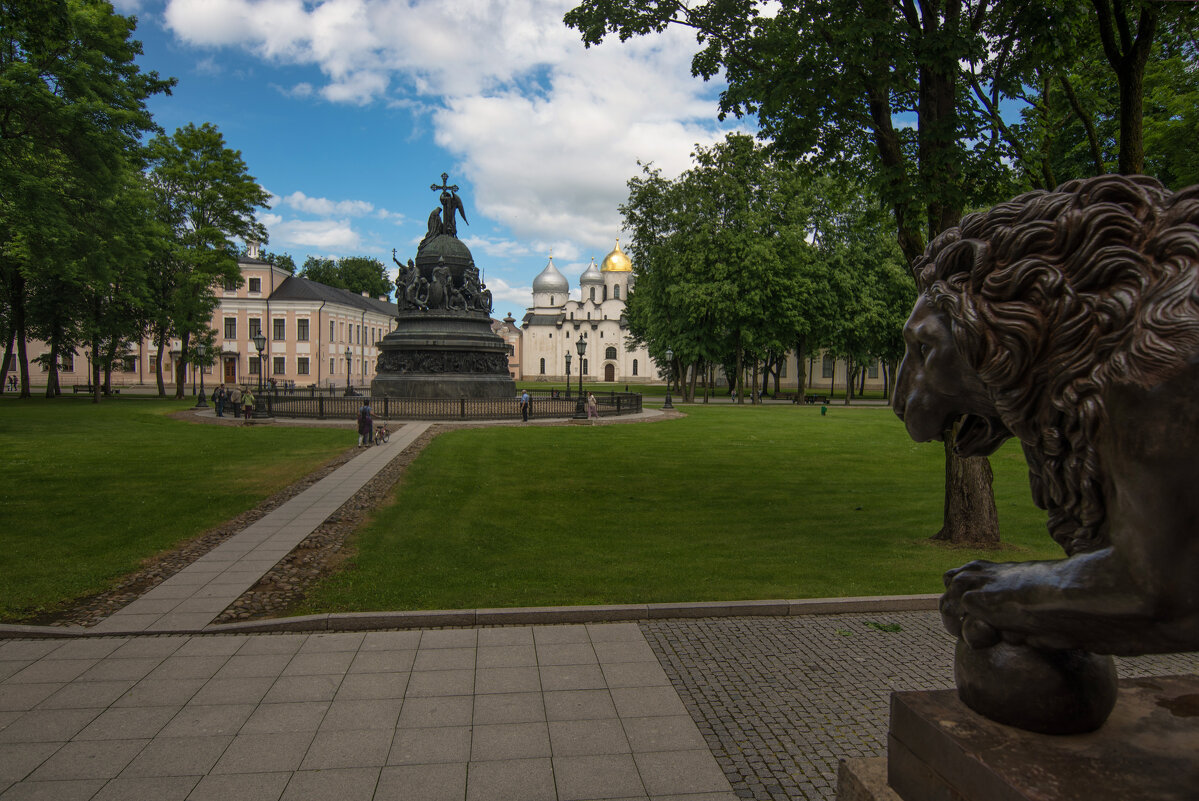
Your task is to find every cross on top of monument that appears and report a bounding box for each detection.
[430,172,458,195]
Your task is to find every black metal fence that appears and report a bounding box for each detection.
[264,390,642,421]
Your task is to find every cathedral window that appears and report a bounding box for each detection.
[633,359,638,376]
[614,285,620,300]
[590,287,595,301]
[605,346,617,360]
[540,358,546,375]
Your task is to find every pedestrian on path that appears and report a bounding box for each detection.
[520,390,530,422]
[213,384,227,417]
[242,387,255,420]
[357,400,373,446]
[587,392,598,424]
[228,385,243,417]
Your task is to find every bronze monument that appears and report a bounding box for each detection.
[372,174,515,399]
[893,174,1199,734]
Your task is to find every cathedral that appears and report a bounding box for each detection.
[519,241,662,385]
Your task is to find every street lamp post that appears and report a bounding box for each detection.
[252,332,268,417]
[663,347,674,410]
[564,352,572,400]
[573,334,588,419]
[344,347,355,396]
[194,343,208,408]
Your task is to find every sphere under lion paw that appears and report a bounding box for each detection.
[954,638,1117,735]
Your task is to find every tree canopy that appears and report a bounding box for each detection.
[298,256,393,299]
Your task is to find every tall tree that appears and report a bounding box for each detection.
[0,0,172,397]
[147,122,269,399]
[622,135,813,403]
[565,0,1009,545]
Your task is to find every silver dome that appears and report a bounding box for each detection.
[532,257,570,294]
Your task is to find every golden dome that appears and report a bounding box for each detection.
[600,239,632,272]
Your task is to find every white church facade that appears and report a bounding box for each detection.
[519,241,663,385]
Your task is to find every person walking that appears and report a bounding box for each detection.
[520,390,530,423]
[357,400,373,446]
[213,384,227,417]
[242,387,255,420]
[587,392,598,424]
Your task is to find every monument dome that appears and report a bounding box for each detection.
[532,256,569,294]
[579,257,604,285]
[600,239,632,272]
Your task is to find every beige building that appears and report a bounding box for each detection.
[8,245,397,391]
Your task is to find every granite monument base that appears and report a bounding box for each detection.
[837,674,1199,801]
[371,311,516,400]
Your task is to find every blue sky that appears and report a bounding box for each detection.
[117,0,742,314]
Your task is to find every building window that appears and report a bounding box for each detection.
[297,319,309,341]
[249,318,261,338]
[149,356,157,372]
[633,359,638,376]
[603,286,608,301]
[297,357,309,375]
[589,287,595,301]
[122,357,136,373]
[330,357,335,375]
[329,320,335,342]
[583,359,588,374]
[605,346,617,360]
[224,318,236,338]
[249,357,261,376]
[61,352,74,372]
[614,285,620,300]
[550,295,554,305]
[867,360,879,379]
[339,322,344,341]
[273,356,285,375]
[540,358,546,375]
[822,354,834,379]
[224,277,239,291]
[249,277,261,293]
[273,319,285,341]
[356,324,361,344]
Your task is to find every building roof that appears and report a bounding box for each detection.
[522,312,566,328]
[270,275,397,316]
[579,257,604,285]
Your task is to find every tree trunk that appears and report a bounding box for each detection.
[0,325,13,392]
[155,338,166,396]
[174,331,189,399]
[12,272,31,398]
[795,336,806,402]
[44,343,58,398]
[735,346,744,403]
[844,359,853,405]
[933,435,1000,548]
[1092,0,1157,176]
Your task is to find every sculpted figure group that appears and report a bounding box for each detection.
[893,174,1199,734]
[391,253,493,315]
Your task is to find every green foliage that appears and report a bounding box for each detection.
[298,255,393,298]
[300,405,1061,612]
[146,122,271,397]
[0,0,173,396]
[0,397,348,621]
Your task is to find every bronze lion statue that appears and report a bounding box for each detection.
[894,174,1199,732]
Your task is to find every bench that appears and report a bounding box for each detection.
[804,395,829,405]
[71,385,119,395]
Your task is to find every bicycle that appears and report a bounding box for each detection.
[374,424,390,446]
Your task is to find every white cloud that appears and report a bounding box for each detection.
[282,191,377,217]
[163,0,740,264]
[269,218,362,250]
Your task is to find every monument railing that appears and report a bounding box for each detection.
[265,390,642,421]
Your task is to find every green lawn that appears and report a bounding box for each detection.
[298,404,1061,613]
[0,397,350,621]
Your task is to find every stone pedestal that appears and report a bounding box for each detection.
[838,674,1199,801]
[372,310,515,399]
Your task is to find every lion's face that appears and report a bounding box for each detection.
[893,296,1011,457]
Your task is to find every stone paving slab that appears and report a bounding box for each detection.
[0,623,735,800]
[641,612,1199,801]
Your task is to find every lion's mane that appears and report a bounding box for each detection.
[916,175,1199,555]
